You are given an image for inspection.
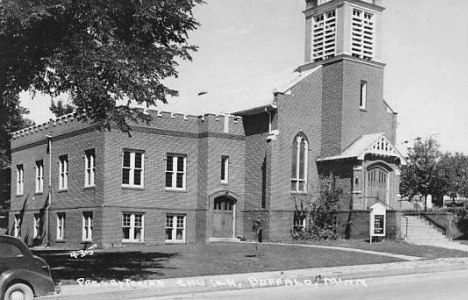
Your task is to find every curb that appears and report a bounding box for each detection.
[37,258,468,300]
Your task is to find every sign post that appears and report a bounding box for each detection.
[369,203,386,243]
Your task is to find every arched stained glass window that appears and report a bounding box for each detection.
[291,133,308,192]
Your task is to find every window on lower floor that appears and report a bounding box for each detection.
[14,215,21,238]
[33,214,42,239]
[293,213,307,233]
[122,213,144,242]
[165,215,186,243]
[165,154,186,190]
[57,213,65,240]
[82,212,93,242]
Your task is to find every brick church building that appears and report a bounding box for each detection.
[9,0,406,248]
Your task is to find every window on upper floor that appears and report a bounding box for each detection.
[165,154,186,190]
[16,165,24,195]
[221,156,229,184]
[85,149,96,187]
[291,134,308,193]
[59,155,68,190]
[35,160,44,193]
[360,80,367,110]
[122,150,144,188]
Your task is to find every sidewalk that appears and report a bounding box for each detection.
[38,256,468,300]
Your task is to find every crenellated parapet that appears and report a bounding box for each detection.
[11,109,245,148]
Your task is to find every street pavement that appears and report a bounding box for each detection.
[148,269,468,300]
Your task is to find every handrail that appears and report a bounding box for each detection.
[365,196,398,211]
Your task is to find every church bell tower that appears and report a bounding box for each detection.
[300,0,385,70]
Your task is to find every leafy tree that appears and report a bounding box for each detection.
[1,0,203,131]
[400,137,448,208]
[49,99,75,117]
[437,152,468,200]
[0,104,34,210]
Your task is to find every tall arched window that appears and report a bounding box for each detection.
[291,133,308,192]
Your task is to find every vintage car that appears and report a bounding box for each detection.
[0,235,56,300]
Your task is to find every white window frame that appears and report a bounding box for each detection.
[221,156,229,184]
[165,215,186,243]
[293,213,307,232]
[85,149,95,187]
[35,160,44,193]
[122,213,144,242]
[122,150,144,188]
[57,213,65,240]
[82,212,93,241]
[33,214,41,239]
[16,165,24,195]
[165,154,186,190]
[291,134,308,193]
[59,155,68,190]
[360,80,367,110]
[14,215,21,238]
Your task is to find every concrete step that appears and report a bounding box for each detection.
[403,216,451,247]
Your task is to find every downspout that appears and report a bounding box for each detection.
[45,133,53,246]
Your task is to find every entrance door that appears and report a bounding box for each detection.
[367,168,388,205]
[212,196,234,238]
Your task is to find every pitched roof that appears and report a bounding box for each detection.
[317,133,407,165]
[232,66,322,115]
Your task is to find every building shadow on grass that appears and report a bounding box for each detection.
[32,250,179,283]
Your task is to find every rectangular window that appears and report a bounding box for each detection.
[293,213,306,233]
[122,150,144,188]
[16,165,24,195]
[59,155,68,190]
[360,81,367,110]
[165,155,186,190]
[82,212,93,241]
[221,156,229,184]
[14,215,21,238]
[35,160,44,193]
[33,214,42,239]
[57,213,65,240]
[165,215,186,243]
[85,149,96,187]
[122,213,144,242]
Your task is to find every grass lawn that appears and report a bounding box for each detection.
[293,239,468,259]
[34,242,403,285]
[33,240,468,285]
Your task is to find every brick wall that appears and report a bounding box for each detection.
[335,210,401,240]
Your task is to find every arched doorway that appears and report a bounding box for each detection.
[366,166,389,205]
[212,196,235,238]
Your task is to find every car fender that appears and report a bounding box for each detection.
[0,269,55,299]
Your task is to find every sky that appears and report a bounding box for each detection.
[21,0,468,154]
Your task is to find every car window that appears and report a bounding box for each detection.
[0,242,23,257]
